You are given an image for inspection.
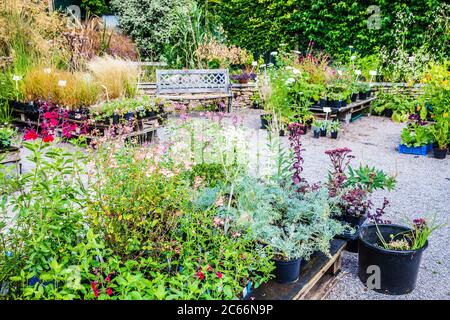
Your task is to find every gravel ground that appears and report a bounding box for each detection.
[12,108,450,300]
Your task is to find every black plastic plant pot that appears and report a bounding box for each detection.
[359,92,368,100]
[112,113,119,125]
[433,148,447,159]
[125,112,134,122]
[327,100,342,109]
[313,130,320,138]
[279,129,285,137]
[320,129,327,137]
[351,93,358,102]
[319,98,327,108]
[273,258,302,283]
[358,224,428,295]
[383,109,393,118]
[260,114,271,129]
[331,131,338,139]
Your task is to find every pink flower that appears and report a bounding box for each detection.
[106,287,113,296]
[217,272,222,279]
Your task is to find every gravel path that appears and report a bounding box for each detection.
[13,108,450,300]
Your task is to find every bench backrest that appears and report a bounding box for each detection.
[156,69,231,95]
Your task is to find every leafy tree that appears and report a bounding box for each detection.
[110,0,194,60]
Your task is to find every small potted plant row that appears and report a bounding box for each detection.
[312,120,341,139]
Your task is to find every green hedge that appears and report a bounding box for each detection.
[208,0,449,58]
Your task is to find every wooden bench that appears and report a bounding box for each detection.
[156,69,233,112]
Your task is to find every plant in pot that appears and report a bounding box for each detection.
[358,216,446,295]
[0,126,16,149]
[229,178,345,284]
[320,120,328,136]
[312,119,322,138]
[231,71,257,84]
[325,147,397,252]
[329,120,341,139]
[429,117,449,159]
[251,91,263,109]
[355,82,371,100]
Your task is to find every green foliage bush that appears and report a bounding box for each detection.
[208,0,449,59]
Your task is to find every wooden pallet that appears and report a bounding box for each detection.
[0,146,22,175]
[251,238,347,300]
[310,97,376,124]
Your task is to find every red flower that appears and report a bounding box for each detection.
[217,272,223,279]
[42,135,54,143]
[196,271,205,280]
[24,129,39,141]
[106,287,113,296]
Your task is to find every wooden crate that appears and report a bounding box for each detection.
[251,238,347,300]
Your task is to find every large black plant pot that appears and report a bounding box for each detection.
[359,92,368,100]
[350,93,358,102]
[273,258,302,283]
[358,224,428,295]
[433,148,447,159]
[319,98,327,109]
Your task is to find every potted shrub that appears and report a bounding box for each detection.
[230,178,345,284]
[355,82,371,100]
[325,148,396,252]
[329,120,341,139]
[0,126,16,149]
[429,117,449,159]
[260,113,272,129]
[231,71,257,84]
[358,217,444,295]
[326,92,345,109]
[312,120,321,138]
[320,120,328,136]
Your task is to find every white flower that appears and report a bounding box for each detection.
[337,70,343,76]
[285,78,295,85]
[408,56,416,62]
[44,68,52,74]
[355,70,362,75]
[350,55,357,61]
[251,61,258,67]
[58,80,67,87]
[292,68,301,75]
[285,66,293,70]
[270,51,278,56]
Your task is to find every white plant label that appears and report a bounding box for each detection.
[12,75,22,81]
[369,70,377,76]
[355,70,362,75]
[323,107,332,113]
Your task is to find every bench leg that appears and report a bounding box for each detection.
[227,96,232,113]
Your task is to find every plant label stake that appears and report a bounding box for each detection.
[369,70,377,84]
[12,75,22,101]
[323,107,332,121]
